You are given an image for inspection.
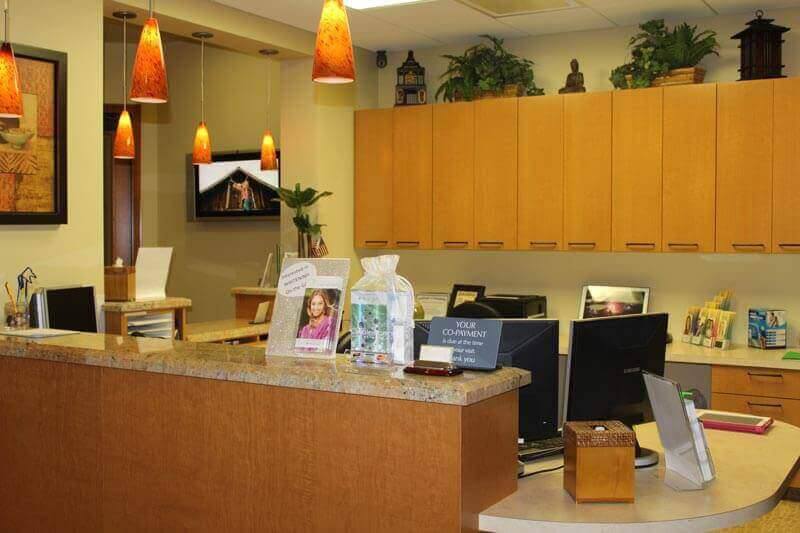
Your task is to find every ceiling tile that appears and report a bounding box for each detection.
[501,6,615,35]
[368,0,527,45]
[346,7,444,50]
[580,0,714,27]
[704,0,800,15]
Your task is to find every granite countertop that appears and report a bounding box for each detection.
[665,342,800,371]
[0,333,530,406]
[102,297,193,313]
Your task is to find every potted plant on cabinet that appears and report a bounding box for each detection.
[610,19,718,89]
[436,35,544,102]
[274,183,332,258]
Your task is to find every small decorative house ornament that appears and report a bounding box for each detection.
[732,10,790,80]
[395,51,426,106]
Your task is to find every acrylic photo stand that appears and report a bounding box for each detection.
[643,372,715,491]
[266,257,350,359]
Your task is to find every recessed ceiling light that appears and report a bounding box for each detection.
[344,0,430,10]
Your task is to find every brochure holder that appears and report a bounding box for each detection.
[642,372,715,491]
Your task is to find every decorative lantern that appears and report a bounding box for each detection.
[395,51,426,106]
[732,10,790,80]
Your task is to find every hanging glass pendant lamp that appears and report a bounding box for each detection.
[312,0,356,84]
[0,0,22,118]
[259,49,278,171]
[130,0,168,103]
[192,32,213,165]
[113,11,136,159]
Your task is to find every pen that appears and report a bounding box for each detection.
[4,281,17,315]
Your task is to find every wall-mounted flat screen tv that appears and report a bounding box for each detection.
[189,150,280,220]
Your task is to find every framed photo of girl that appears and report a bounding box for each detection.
[294,280,343,355]
[0,45,68,225]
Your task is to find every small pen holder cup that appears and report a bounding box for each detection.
[4,302,29,330]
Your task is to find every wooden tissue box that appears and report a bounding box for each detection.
[104,266,135,302]
[564,420,635,503]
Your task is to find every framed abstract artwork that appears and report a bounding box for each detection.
[0,45,67,225]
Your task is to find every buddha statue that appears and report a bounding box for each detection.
[559,58,586,94]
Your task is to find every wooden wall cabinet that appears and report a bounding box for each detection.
[354,108,393,249]
[392,106,433,249]
[433,102,475,249]
[716,80,773,253]
[773,77,800,253]
[564,92,612,252]
[474,98,518,250]
[612,88,663,252]
[662,83,717,253]
[518,95,564,251]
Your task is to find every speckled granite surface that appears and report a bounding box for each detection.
[101,297,192,313]
[0,333,530,406]
[184,319,270,343]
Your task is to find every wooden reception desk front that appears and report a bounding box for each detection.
[0,334,528,532]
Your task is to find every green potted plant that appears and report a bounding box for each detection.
[652,22,719,86]
[436,35,544,102]
[610,19,718,89]
[274,183,332,258]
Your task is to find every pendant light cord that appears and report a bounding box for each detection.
[122,15,127,110]
[4,0,10,44]
[266,58,271,129]
[149,0,154,18]
[200,38,205,122]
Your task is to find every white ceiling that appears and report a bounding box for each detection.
[213,0,800,51]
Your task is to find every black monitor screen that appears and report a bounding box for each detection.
[45,286,97,333]
[414,319,559,441]
[565,313,668,428]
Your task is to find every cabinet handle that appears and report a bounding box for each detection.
[668,242,700,250]
[478,241,504,248]
[747,402,783,410]
[443,241,468,248]
[746,371,784,380]
[779,243,800,250]
[530,241,558,248]
[364,240,388,246]
[626,242,656,249]
[395,241,420,247]
[732,243,766,251]
[568,242,596,249]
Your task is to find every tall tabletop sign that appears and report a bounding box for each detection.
[427,318,502,370]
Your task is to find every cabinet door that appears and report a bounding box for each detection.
[612,88,663,252]
[433,102,474,249]
[662,83,717,253]
[716,80,773,253]
[393,106,432,249]
[518,95,563,251]
[773,78,800,253]
[354,108,393,248]
[564,92,612,252]
[474,98,517,250]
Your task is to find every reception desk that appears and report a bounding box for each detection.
[0,334,528,532]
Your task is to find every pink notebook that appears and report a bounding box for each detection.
[698,412,773,434]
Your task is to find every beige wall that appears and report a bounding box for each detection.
[151,35,282,322]
[0,1,104,318]
[353,8,800,345]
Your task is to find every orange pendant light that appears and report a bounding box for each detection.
[312,0,355,84]
[113,12,136,159]
[0,1,22,118]
[191,32,213,165]
[130,1,168,103]
[259,49,278,171]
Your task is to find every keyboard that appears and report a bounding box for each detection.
[518,436,565,462]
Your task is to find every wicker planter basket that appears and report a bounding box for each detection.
[651,66,706,87]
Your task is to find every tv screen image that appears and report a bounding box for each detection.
[191,151,280,219]
[579,285,649,319]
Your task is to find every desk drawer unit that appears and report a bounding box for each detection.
[712,365,800,490]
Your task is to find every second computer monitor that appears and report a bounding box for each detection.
[414,319,559,441]
[564,313,669,429]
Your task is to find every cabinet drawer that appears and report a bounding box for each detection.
[712,365,800,400]
[711,393,800,427]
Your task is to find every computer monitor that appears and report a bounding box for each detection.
[31,286,98,333]
[414,319,559,441]
[564,313,669,466]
